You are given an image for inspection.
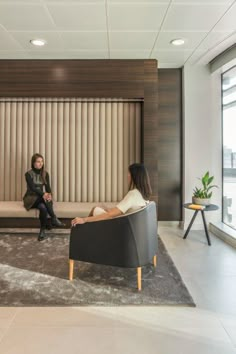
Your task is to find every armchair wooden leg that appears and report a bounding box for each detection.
[153,255,157,267]
[69,259,74,280]
[137,267,142,291]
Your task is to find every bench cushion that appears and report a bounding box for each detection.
[54,202,117,218]
[0,202,37,218]
[0,201,118,218]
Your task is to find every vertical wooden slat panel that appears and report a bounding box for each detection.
[28,102,34,162]
[0,103,5,200]
[81,102,87,202]
[10,102,16,200]
[63,102,69,201]
[51,102,57,200]
[69,102,75,202]
[16,102,23,200]
[129,103,135,165]
[99,102,106,202]
[22,102,28,196]
[87,102,94,202]
[40,102,46,161]
[93,102,99,202]
[75,102,81,201]
[105,102,112,201]
[135,104,141,162]
[4,102,11,200]
[34,102,40,154]
[45,102,52,177]
[0,98,141,203]
[117,102,123,200]
[123,103,129,195]
[57,102,63,201]
[111,102,118,201]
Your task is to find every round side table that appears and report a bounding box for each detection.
[183,203,219,246]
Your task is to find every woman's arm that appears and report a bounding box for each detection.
[71,207,123,226]
[45,172,52,193]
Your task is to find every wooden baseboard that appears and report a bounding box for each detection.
[0,218,71,228]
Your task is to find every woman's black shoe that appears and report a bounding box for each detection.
[38,228,48,241]
[46,223,53,230]
[51,217,65,227]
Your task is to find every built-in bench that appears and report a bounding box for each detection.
[0,201,117,228]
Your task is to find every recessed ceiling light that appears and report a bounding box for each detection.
[170,38,185,46]
[30,39,47,47]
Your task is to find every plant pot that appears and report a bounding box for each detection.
[192,197,211,206]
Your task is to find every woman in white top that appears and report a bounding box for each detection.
[71,163,152,226]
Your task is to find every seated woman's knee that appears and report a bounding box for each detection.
[37,203,47,213]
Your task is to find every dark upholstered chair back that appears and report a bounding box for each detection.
[69,201,158,268]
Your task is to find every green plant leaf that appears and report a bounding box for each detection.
[193,171,218,199]
[207,176,214,185]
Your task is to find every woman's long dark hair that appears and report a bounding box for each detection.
[128,163,152,199]
[31,153,47,184]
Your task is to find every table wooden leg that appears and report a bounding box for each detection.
[137,267,142,291]
[69,259,74,280]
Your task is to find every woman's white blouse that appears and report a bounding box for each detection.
[93,189,149,216]
[116,189,148,214]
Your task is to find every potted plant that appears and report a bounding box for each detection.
[192,171,218,206]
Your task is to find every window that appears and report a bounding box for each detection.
[222,66,236,229]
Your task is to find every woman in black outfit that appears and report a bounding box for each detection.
[23,153,64,241]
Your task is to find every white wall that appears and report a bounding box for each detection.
[183,63,222,229]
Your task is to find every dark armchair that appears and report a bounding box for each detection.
[69,201,158,290]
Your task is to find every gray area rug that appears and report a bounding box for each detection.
[0,233,195,306]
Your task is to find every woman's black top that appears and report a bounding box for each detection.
[23,168,51,210]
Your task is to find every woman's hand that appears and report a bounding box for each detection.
[71,217,86,227]
[43,193,52,202]
[43,193,49,201]
[47,193,52,201]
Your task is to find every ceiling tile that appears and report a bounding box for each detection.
[47,3,107,30]
[151,49,192,65]
[59,32,108,50]
[9,31,63,50]
[110,50,150,59]
[154,31,207,51]
[108,0,169,2]
[0,0,40,2]
[0,4,54,31]
[24,50,109,59]
[108,3,168,31]
[184,31,234,65]
[173,0,234,3]
[0,51,29,59]
[197,31,233,51]
[45,0,104,2]
[0,1,234,64]
[188,32,236,65]
[0,31,23,50]
[213,3,236,31]
[110,31,156,50]
[162,3,229,31]
[158,63,183,68]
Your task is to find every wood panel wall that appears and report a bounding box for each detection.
[158,69,182,221]
[0,59,159,209]
[0,62,182,222]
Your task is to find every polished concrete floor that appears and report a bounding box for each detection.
[0,226,236,354]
